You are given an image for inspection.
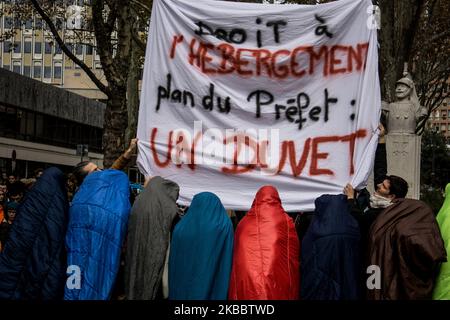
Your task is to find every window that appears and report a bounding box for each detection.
[25,19,33,29]
[13,42,21,53]
[448,110,450,118]
[33,62,41,78]
[19,111,35,139]
[54,63,62,79]
[3,41,11,53]
[94,62,102,69]
[55,44,62,55]
[45,41,52,54]
[12,61,21,74]
[35,114,44,138]
[0,105,103,153]
[86,44,93,55]
[76,44,83,55]
[442,125,447,131]
[35,18,42,29]
[14,18,21,29]
[44,66,52,78]
[435,111,440,119]
[24,39,31,53]
[0,106,19,139]
[23,65,31,77]
[5,17,13,29]
[66,44,73,53]
[34,42,42,54]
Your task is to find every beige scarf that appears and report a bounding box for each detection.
[370,193,393,209]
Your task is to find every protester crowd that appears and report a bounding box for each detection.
[0,131,448,301]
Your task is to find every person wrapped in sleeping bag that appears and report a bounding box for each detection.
[228,186,300,300]
[168,192,233,300]
[125,176,180,300]
[64,169,131,300]
[0,167,69,300]
[433,183,450,300]
[301,194,360,300]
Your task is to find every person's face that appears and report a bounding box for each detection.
[7,209,16,223]
[375,179,394,199]
[10,193,22,203]
[8,176,16,184]
[84,162,102,175]
[395,83,411,99]
[0,191,4,203]
[0,185,6,195]
[36,171,43,178]
[1,173,7,180]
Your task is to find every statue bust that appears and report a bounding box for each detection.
[385,74,427,134]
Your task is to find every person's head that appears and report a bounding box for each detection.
[34,168,44,179]
[0,189,4,203]
[8,174,16,185]
[395,77,413,100]
[72,161,101,187]
[8,182,24,203]
[375,175,408,200]
[6,201,18,223]
[9,190,23,203]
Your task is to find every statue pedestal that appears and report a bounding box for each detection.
[386,134,421,199]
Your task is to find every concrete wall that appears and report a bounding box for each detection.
[0,68,105,128]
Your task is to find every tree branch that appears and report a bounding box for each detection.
[92,0,117,85]
[30,0,110,97]
[130,0,152,14]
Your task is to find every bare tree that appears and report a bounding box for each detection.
[19,0,152,167]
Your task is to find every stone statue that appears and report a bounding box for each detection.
[384,74,427,134]
[383,72,425,199]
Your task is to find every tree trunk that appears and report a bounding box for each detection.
[378,0,423,102]
[103,87,128,168]
[126,39,140,143]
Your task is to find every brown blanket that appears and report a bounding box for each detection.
[367,198,446,300]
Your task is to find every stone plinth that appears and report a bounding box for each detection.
[386,134,421,199]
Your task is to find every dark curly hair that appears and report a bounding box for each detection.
[386,175,408,199]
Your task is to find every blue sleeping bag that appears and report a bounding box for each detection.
[301,194,361,300]
[0,167,69,300]
[64,169,130,300]
[169,192,233,300]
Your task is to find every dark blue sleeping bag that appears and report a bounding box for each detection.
[301,194,361,300]
[0,167,69,300]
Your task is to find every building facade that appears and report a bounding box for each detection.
[0,68,104,178]
[428,97,450,141]
[0,0,107,100]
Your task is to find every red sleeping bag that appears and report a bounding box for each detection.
[228,186,300,300]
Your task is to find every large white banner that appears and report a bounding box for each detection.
[137,0,381,211]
